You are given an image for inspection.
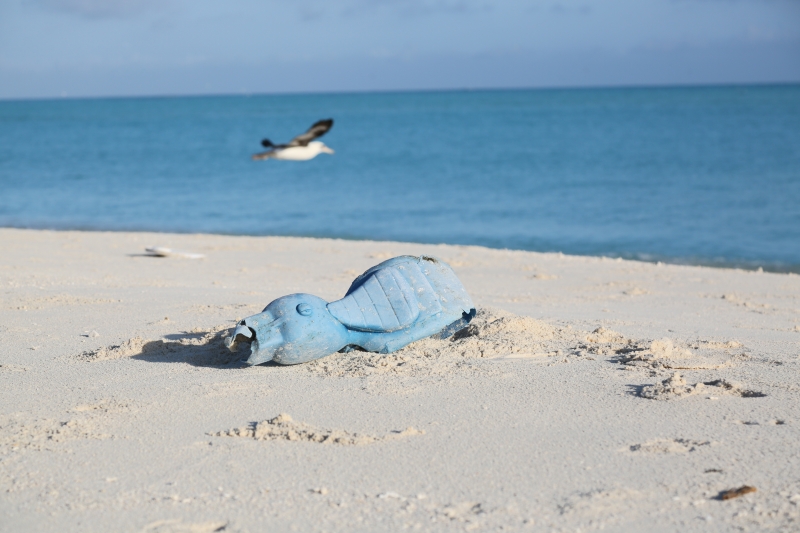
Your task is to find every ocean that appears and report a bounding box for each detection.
[1,85,798,271]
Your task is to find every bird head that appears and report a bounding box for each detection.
[310,141,334,155]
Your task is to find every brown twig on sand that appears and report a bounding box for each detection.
[718,486,757,500]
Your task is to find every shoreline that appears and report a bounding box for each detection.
[1,227,799,532]
[3,225,799,276]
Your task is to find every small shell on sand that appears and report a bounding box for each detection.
[144,246,205,259]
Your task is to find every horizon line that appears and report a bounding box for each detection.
[1,80,798,104]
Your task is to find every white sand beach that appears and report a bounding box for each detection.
[1,228,799,532]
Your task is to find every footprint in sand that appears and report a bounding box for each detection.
[211,413,423,446]
[627,438,711,453]
[0,398,134,452]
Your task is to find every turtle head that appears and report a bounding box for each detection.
[226,294,349,366]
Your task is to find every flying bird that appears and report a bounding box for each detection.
[252,119,335,161]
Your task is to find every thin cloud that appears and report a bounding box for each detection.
[31,0,163,19]
[289,0,489,19]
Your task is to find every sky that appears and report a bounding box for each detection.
[0,0,798,99]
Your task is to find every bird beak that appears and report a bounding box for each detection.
[322,146,335,155]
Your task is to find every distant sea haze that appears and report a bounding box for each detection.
[0,85,798,272]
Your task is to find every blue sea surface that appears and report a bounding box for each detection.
[0,86,798,271]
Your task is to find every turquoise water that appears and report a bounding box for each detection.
[1,86,798,271]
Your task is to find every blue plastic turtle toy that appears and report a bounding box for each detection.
[225,255,475,365]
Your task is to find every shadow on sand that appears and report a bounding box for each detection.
[129,328,277,369]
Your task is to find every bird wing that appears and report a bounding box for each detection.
[261,139,289,150]
[286,119,333,147]
[252,149,277,160]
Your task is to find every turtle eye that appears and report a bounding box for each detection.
[296,303,313,316]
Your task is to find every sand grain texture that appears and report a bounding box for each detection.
[1,228,799,532]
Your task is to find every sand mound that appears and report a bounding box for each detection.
[77,309,583,374]
[615,337,742,370]
[305,307,584,377]
[212,413,423,445]
[639,372,766,400]
[585,327,627,344]
[575,326,746,370]
[639,372,705,399]
[72,311,748,381]
[576,327,636,357]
